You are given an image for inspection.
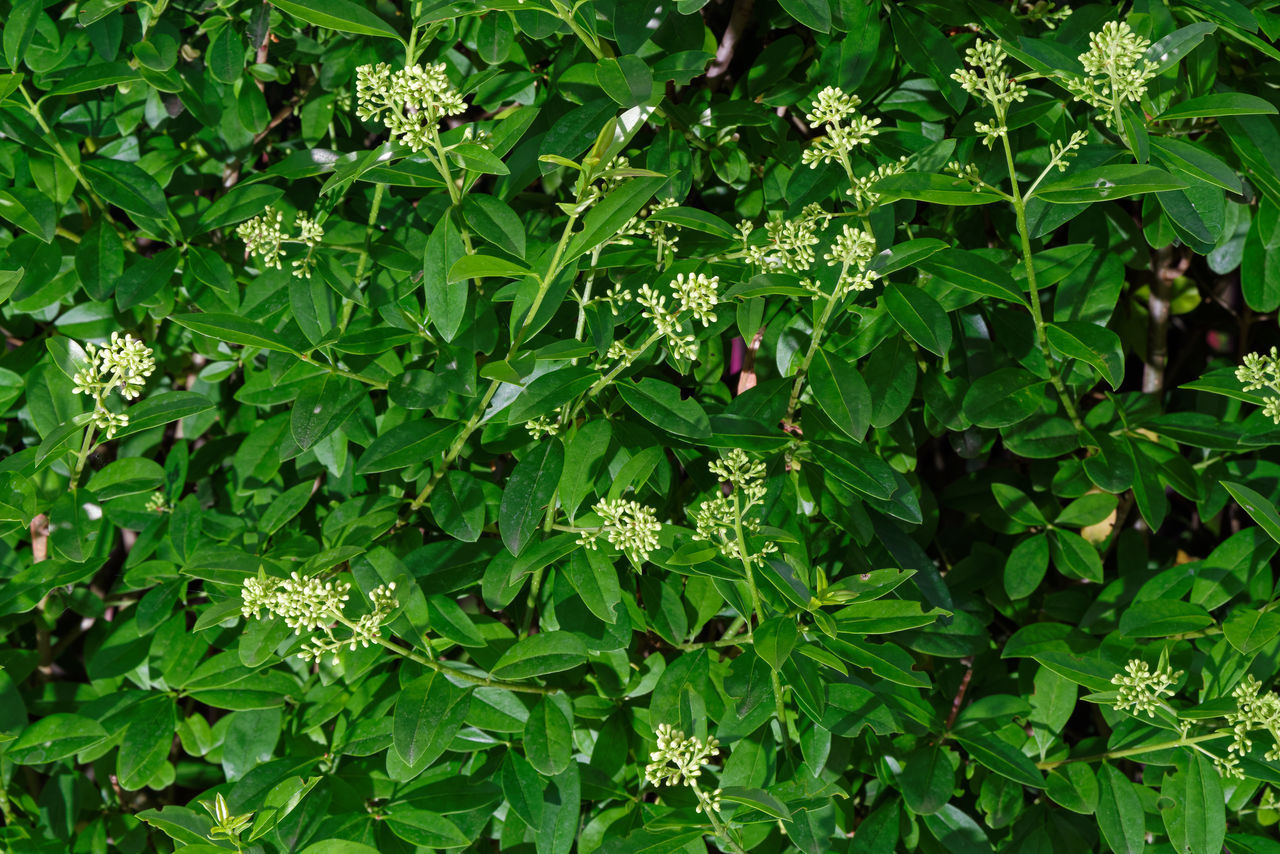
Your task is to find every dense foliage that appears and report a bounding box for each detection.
[5,0,1280,851]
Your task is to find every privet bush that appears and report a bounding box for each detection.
[5,0,1280,851]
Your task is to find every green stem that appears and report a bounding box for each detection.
[1035,732,1227,771]
[785,264,845,426]
[296,353,388,390]
[730,491,790,756]
[341,182,386,333]
[20,86,112,218]
[70,423,98,491]
[333,615,555,693]
[998,127,1086,434]
[690,782,747,854]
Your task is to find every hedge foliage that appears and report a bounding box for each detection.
[5,0,1280,852]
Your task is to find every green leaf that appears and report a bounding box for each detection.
[1045,322,1125,390]
[778,0,830,32]
[615,377,711,439]
[423,212,469,342]
[1097,764,1146,854]
[9,714,107,763]
[718,786,793,820]
[1223,609,1280,654]
[82,159,169,219]
[595,55,654,107]
[448,253,531,281]
[822,636,929,687]
[754,617,798,670]
[118,697,176,790]
[918,249,1025,304]
[491,631,588,679]
[1223,481,1280,543]
[86,458,166,501]
[384,808,469,849]
[499,439,565,556]
[260,480,313,536]
[356,419,454,475]
[564,548,622,624]
[463,195,527,259]
[1161,753,1226,854]
[883,283,951,357]
[523,695,573,775]
[1150,137,1243,193]
[170,313,297,353]
[898,747,956,815]
[1034,165,1189,203]
[962,368,1047,429]
[0,189,56,243]
[567,175,666,260]
[1145,22,1217,73]
[197,184,284,233]
[270,0,403,40]
[1049,530,1103,583]
[393,671,471,767]
[1004,534,1049,600]
[112,392,215,439]
[429,471,486,543]
[872,172,1002,205]
[1118,600,1214,638]
[1157,93,1279,121]
[953,732,1043,788]
[866,238,949,275]
[809,348,871,442]
[645,206,735,238]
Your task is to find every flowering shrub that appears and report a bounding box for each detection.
[3,1,1280,852]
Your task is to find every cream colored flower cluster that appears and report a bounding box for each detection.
[1227,676,1280,764]
[578,498,662,564]
[356,61,467,152]
[801,86,882,168]
[823,223,878,298]
[645,724,721,802]
[693,449,777,568]
[1237,348,1280,423]
[1111,659,1181,717]
[1068,21,1156,128]
[241,572,399,666]
[637,272,721,361]
[951,41,1028,146]
[236,208,325,278]
[71,332,156,439]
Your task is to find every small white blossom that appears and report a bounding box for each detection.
[236,209,286,270]
[1066,21,1157,128]
[1111,659,1180,717]
[241,572,399,666]
[801,86,882,168]
[693,449,777,568]
[71,332,156,439]
[579,498,662,564]
[645,724,721,791]
[1237,348,1280,424]
[356,61,467,152]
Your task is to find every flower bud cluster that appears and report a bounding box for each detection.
[693,449,777,568]
[356,62,467,152]
[1067,21,1156,128]
[1110,659,1181,717]
[1226,676,1280,767]
[952,41,1028,146]
[71,332,156,439]
[741,204,830,273]
[801,86,882,168]
[241,572,399,666]
[637,272,720,361]
[644,724,721,799]
[822,223,878,298]
[578,498,662,564]
[1236,348,1280,423]
[237,208,325,278]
